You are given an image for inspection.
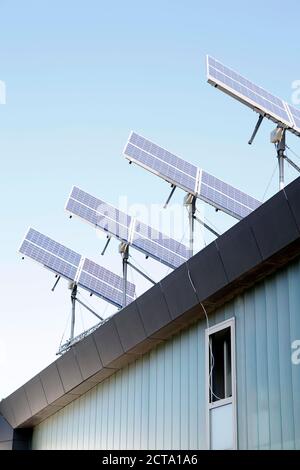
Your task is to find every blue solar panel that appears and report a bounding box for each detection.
[207,55,300,138]
[125,137,197,194]
[19,228,81,281]
[133,220,190,259]
[19,228,136,308]
[132,237,187,269]
[81,258,135,300]
[79,271,124,308]
[66,186,190,269]
[124,132,261,220]
[66,188,130,243]
[201,170,260,219]
[287,104,300,133]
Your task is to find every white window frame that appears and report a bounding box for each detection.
[205,317,237,450]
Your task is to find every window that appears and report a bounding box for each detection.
[209,326,232,403]
[205,318,236,449]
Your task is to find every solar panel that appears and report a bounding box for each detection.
[125,134,198,194]
[19,228,81,281]
[66,186,190,269]
[287,103,300,131]
[19,228,135,308]
[200,170,260,219]
[66,187,130,243]
[206,55,300,138]
[123,132,261,220]
[79,258,135,307]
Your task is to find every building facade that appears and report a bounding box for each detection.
[1,178,300,450]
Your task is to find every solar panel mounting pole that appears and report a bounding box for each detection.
[70,283,77,341]
[276,128,286,190]
[120,243,129,308]
[184,194,196,255]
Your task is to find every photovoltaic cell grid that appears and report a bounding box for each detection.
[79,258,135,305]
[133,219,189,258]
[287,104,300,131]
[66,186,190,269]
[19,228,81,281]
[125,133,197,194]
[19,228,135,308]
[66,187,130,243]
[207,55,300,137]
[201,171,261,218]
[124,132,261,220]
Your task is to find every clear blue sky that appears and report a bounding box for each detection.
[1,0,300,398]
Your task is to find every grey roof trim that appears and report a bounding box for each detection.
[1,177,300,429]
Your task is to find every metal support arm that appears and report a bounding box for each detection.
[101,236,111,256]
[194,216,220,238]
[285,155,300,174]
[164,185,176,208]
[75,297,103,321]
[248,114,264,145]
[127,260,156,285]
[51,275,61,292]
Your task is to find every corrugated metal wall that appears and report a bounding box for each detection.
[32,258,300,449]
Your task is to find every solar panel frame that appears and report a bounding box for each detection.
[19,228,136,308]
[206,55,300,138]
[286,103,300,134]
[78,258,135,308]
[132,219,190,267]
[200,170,261,219]
[124,133,198,195]
[19,228,81,282]
[65,186,131,244]
[66,186,191,269]
[124,132,261,220]
[80,257,135,300]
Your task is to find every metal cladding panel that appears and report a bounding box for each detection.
[0,415,13,442]
[0,400,16,429]
[136,283,172,339]
[39,363,65,404]
[249,191,300,261]
[24,376,48,416]
[160,262,198,320]
[7,388,32,426]
[73,335,103,381]
[32,257,300,449]
[187,241,229,302]
[113,301,148,353]
[216,217,263,282]
[92,319,125,368]
[284,179,300,231]
[56,349,83,393]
